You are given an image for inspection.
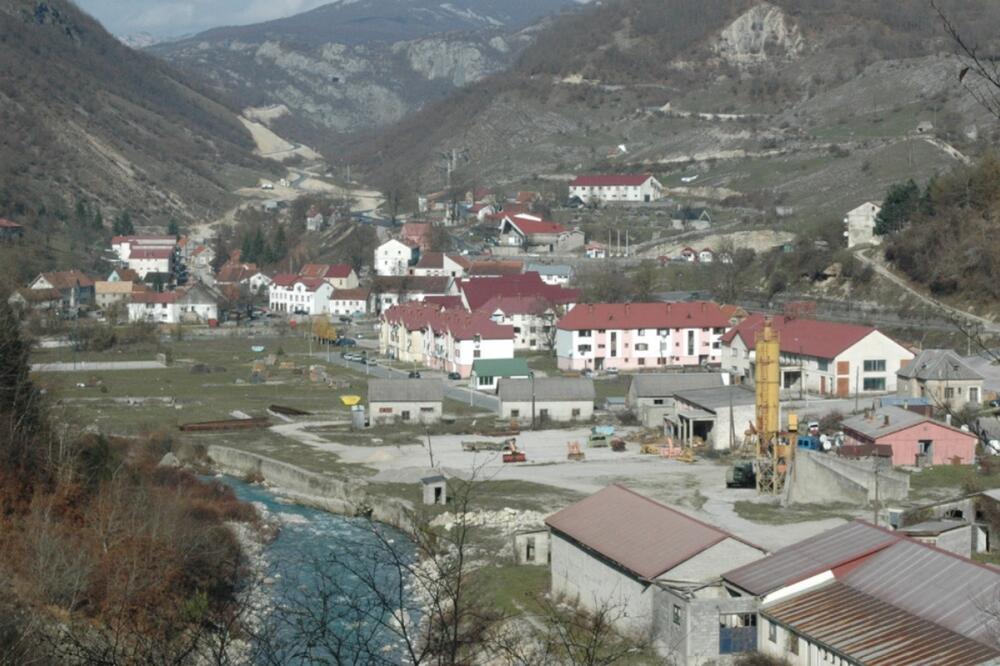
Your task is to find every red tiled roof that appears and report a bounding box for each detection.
[459,273,579,311]
[298,263,328,279]
[557,301,730,331]
[570,174,653,187]
[0,218,22,229]
[423,295,465,309]
[130,247,173,260]
[480,295,552,316]
[720,313,881,360]
[111,268,141,282]
[217,263,259,284]
[381,302,512,341]
[401,222,431,237]
[37,270,94,289]
[132,291,178,304]
[371,276,453,294]
[413,252,470,270]
[546,484,759,580]
[502,214,567,236]
[332,288,370,301]
[270,273,299,288]
[467,260,524,277]
[324,264,354,279]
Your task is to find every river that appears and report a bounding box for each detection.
[216,476,417,664]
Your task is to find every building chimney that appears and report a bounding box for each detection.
[883,414,890,427]
[946,413,952,426]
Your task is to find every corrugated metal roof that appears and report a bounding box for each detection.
[367,379,444,403]
[629,372,725,398]
[842,539,1000,645]
[498,377,594,402]
[545,484,757,580]
[471,358,531,378]
[724,520,899,596]
[896,519,967,536]
[841,405,930,440]
[764,581,999,666]
[674,385,757,411]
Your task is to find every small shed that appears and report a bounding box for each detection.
[421,474,448,506]
[841,405,977,467]
[497,377,595,423]
[512,529,550,565]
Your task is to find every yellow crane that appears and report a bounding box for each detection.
[754,317,795,494]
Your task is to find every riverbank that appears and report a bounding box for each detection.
[196,444,418,534]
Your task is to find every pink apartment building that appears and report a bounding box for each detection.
[555,302,732,371]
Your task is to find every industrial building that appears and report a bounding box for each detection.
[724,520,1000,665]
[841,405,978,466]
[664,385,757,450]
[497,377,594,424]
[626,372,728,428]
[546,485,766,650]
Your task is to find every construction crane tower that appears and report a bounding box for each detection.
[754,317,794,494]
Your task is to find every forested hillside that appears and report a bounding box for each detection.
[0,0,272,230]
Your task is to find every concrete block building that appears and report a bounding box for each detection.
[546,485,766,662]
[367,379,443,425]
[568,174,663,204]
[626,372,728,428]
[897,348,984,410]
[497,377,595,424]
[844,201,882,248]
[664,385,757,450]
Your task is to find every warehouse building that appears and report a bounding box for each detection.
[627,372,728,428]
[497,377,594,424]
[367,379,443,425]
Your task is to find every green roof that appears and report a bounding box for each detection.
[471,358,531,378]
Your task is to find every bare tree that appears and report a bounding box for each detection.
[934,1,1000,121]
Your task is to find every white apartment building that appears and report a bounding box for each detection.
[568,174,663,204]
[844,201,882,248]
[127,284,218,324]
[268,275,334,315]
[128,247,174,278]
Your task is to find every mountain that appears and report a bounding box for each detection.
[0,0,272,231]
[351,0,1000,218]
[151,0,587,151]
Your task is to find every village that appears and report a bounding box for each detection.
[6,169,1000,666]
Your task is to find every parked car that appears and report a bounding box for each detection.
[336,338,357,347]
[343,353,362,362]
[408,371,422,379]
[447,372,462,380]
[603,368,619,376]
[364,358,378,366]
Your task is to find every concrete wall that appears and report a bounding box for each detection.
[513,531,550,566]
[787,449,910,505]
[500,399,593,423]
[550,532,654,635]
[653,587,759,665]
[912,525,973,558]
[203,445,414,533]
[369,401,442,425]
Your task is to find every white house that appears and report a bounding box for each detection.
[110,235,176,263]
[409,252,469,278]
[127,284,218,324]
[370,276,455,313]
[844,202,882,248]
[244,272,273,294]
[525,263,573,286]
[584,243,607,259]
[128,247,174,279]
[495,214,584,256]
[268,275,334,315]
[375,238,419,276]
[483,295,559,351]
[568,174,663,204]
[329,288,370,317]
[555,302,732,372]
[721,313,915,397]
[698,248,714,263]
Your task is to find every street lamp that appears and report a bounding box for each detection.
[530,371,536,430]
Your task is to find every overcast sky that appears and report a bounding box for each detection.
[75,0,333,38]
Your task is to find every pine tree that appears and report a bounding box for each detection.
[0,300,45,475]
[167,219,180,239]
[270,225,287,264]
[112,210,134,236]
[92,210,104,231]
[875,180,921,235]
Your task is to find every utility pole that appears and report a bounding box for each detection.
[530,371,536,430]
[426,429,435,468]
[854,366,860,412]
[873,465,880,526]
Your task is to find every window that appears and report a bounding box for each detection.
[767,621,777,643]
[788,634,799,655]
[420,407,434,413]
[577,345,592,353]
[379,407,393,414]
[511,409,520,418]
[635,343,648,351]
[598,329,606,334]
[638,358,645,366]
[653,399,664,405]
[473,350,481,358]
[687,330,695,356]
[657,329,668,336]
[571,408,581,418]
[945,387,955,399]
[672,605,681,626]
[818,359,829,371]
[478,376,493,386]
[637,329,646,335]
[863,377,886,391]
[863,359,886,372]
[401,411,411,421]
[525,536,536,562]
[540,409,549,419]
[579,330,591,337]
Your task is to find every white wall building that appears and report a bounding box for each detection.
[127,284,218,324]
[268,275,334,315]
[329,288,370,317]
[111,235,176,263]
[128,247,174,279]
[844,201,882,248]
[375,238,419,276]
[569,174,663,204]
[721,313,914,397]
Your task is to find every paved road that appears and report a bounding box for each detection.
[306,351,501,413]
[855,249,1000,333]
[32,360,166,372]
